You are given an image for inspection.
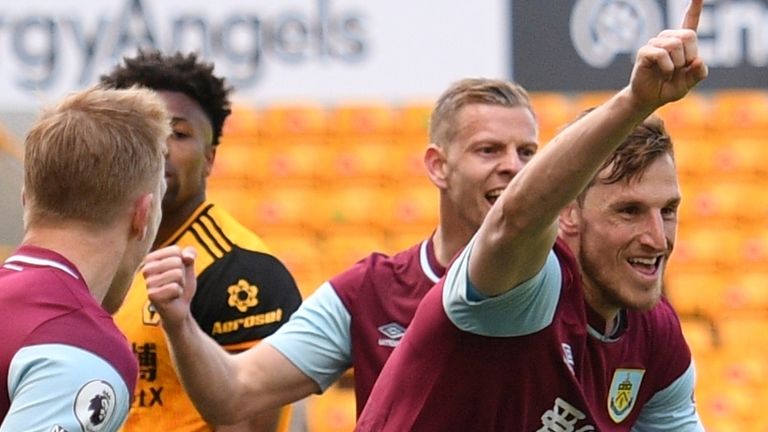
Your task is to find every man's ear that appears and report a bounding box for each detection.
[559,201,581,237]
[424,144,447,189]
[203,145,217,177]
[132,193,153,241]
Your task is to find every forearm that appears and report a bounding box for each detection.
[163,315,247,424]
[505,87,652,229]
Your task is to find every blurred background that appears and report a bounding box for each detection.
[0,0,765,430]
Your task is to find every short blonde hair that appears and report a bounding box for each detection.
[429,78,534,147]
[24,86,170,227]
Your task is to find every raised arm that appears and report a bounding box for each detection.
[468,0,707,297]
[142,246,319,425]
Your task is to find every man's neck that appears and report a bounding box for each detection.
[21,225,125,305]
[154,198,205,249]
[431,223,475,268]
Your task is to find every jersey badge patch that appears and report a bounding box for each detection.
[142,300,160,326]
[74,379,117,431]
[377,323,406,348]
[228,279,259,312]
[607,368,645,423]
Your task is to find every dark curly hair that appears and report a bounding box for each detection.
[99,50,232,146]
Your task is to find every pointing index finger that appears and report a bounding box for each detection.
[682,0,703,31]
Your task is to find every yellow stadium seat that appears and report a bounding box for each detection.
[387,137,430,185]
[718,315,768,354]
[710,135,768,180]
[664,266,726,317]
[327,139,397,183]
[655,91,713,137]
[209,139,259,181]
[722,270,768,313]
[672,225,745,270]
[207,183,259,230]
[680,179,766,224]
[396,101,433,138]
[250,184,326,234]
[329,102,397,137]
[384,182,439,229]
[679,317,718,358]
[258,103,328,138]
[307,372,356,432]
[711,89,768,132]
[319,229,390,276]
[258,232,324,297]
[528,92,576,142]
[222,104,260,138]
[572,91,613,114]
[321,183,392,231]
[673,136,719,181]
[254,138,332,185]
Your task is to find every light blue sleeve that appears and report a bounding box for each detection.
[443,235,562,337]
[264,282,352,392]
[3,344,131,432]
[632,361,704,431]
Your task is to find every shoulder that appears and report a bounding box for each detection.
[5,344,132,432]
[205,204,270,252]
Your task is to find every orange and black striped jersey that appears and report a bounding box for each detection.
[116,202,302,431]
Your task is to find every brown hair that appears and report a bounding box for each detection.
[24,86,170,227]
[578,113,674,204]
[429,78,534,147]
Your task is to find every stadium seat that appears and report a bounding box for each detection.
[307,372,356,432]
[673,135,719,181]
[209,138,259,181]
[722,270,768,313]
[384,182,439,229]
[222,104,260,138]
[329,102,397,137]
[319,228,390,276]
[327,139,398,183]
[664,266,726,317]
[717,315,768,354]
[258,232,325,297]
[679,179,766,224]
[258,103,328,138]
[254,137,332,185]
[320,183,392,231]
[655,91,713,137]
[396,101,433,138]
[249,184,327,234]
[711,89,768,132]
[679,317,718,358]
[710,135,768,180]
[528,92,575,142]
[672,225,745,270]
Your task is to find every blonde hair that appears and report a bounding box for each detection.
[429,78,534,147]
[24,86,170,227]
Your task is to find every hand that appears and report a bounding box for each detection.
[628,0,708,110]
[142,245,198,331]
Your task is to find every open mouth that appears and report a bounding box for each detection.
[627,256,663,276]
[485,189,504,205]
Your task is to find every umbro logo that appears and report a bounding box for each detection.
[377,323,406,348]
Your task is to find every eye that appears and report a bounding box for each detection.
[619,205,641,216]
[518,146,537,159]
[661,205,678,220]
[478,145,497,155]
[171,130,190,140]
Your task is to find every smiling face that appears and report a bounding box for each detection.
[438,103,539,234]
[571,153,680,317]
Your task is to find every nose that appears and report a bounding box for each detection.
[498,151,526,176]
[639,212,668,251]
